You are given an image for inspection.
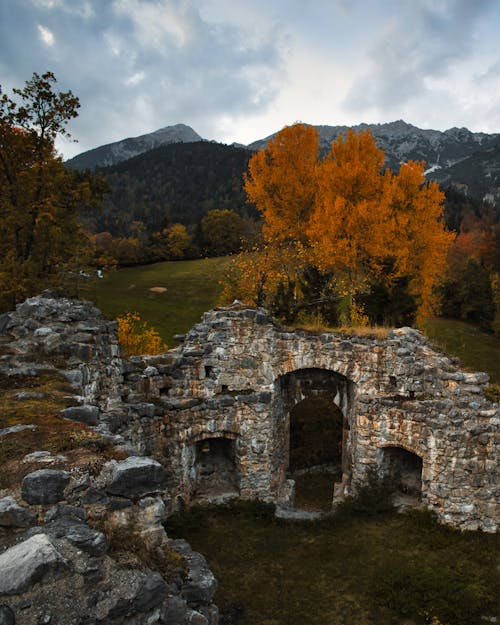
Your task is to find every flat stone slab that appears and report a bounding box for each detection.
[275,505,326,521]
[104,457,167,498]
[0,424,38,438]
[21,469,71,505]
[0,534,67,595]
[60,405,100,425]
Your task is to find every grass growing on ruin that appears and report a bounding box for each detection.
[422,317,500,384]
[0,371,123,489]
[166,502,500,625]
[83,257,231,345]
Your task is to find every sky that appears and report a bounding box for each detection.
[1,0,499,159]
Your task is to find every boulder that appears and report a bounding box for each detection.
[171,539,217,604]
[60,405,100,425]
[21,469,70,505]
[0,496,37,528]
[46,519,108,557]
[104,457,167,498]
[160,595,189,625]
[0,605,15,625]
[0,534,67,595]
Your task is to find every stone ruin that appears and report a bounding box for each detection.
[1,294,497,533]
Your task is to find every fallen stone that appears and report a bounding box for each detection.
[171,539,217,604]
[104,457,167,498]
[160,595,189,625]
[0,496,37,528]
[0,424,37,438]
[106,572,167,619]
[0,605,15,625]
[0,534,67,595]
[50,520,108,557]
[60,405,100,425]
[45,504,86,524]
[21,469,70,505]
[21,451,66,464]
[14,392,45,400]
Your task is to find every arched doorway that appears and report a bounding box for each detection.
[289,394,343,475]
[272,368,354,509]
[380,446,423,504]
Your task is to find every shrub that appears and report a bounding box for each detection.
[117,311,167,356]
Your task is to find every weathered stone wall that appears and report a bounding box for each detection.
[122,304,498,532]
[2,296,498,532]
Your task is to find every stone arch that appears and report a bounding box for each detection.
[270,368,355,504]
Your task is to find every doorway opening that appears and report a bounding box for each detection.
[192,436,239,503]
[381,446,423,505]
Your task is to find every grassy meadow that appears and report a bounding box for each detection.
[84,258,500,383]
[166,502,499,625]
[82,257,231,346]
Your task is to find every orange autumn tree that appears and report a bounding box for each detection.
[228,123,452,324]
[308,129,395,318]
[237,124,317,309]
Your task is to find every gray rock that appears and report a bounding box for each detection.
[133,572,168,611]
[0,496,37,528]
[0,314,11,335]
[0,605,15,625]
[106,572,167,619]
[44,504,86,524]
[171,539,217,604]
[0,534,67,595]
[14,392,45,400]
[160,595,188,625]
[186,609,209,625]
[60,405,100,425]
[21,469,70,505]
[55,521,108,557]
[104,457,167,498]
[0,424,37,438]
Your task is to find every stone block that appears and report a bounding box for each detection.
[0,534,67,595]
[60,405,100,425]
[21,469,71,505]
[0,496,37,527]
[104,457,167,498]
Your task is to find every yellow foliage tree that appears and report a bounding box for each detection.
[233,124,453,323]
[116,312,167,357]
[244,123,318,244]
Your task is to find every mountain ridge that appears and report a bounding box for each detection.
[67,120,500,205]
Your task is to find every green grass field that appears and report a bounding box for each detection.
[166,503,499,625]
[84,258,499,383]
[82,257,231,346]
[422,317,500,384]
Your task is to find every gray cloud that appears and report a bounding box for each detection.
[343,0,497,115]
[0,0,285,157]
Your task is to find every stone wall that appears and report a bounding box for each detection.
[122,304,498,532]
[1,295,498,532]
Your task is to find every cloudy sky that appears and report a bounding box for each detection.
[1,0,499,159]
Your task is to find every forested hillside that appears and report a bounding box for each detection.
[85,141,255,237]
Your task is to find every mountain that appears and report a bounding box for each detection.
[66,123,202,170]
[249,120,500,204]
[250,120,494,171]
[427,138,500,202]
